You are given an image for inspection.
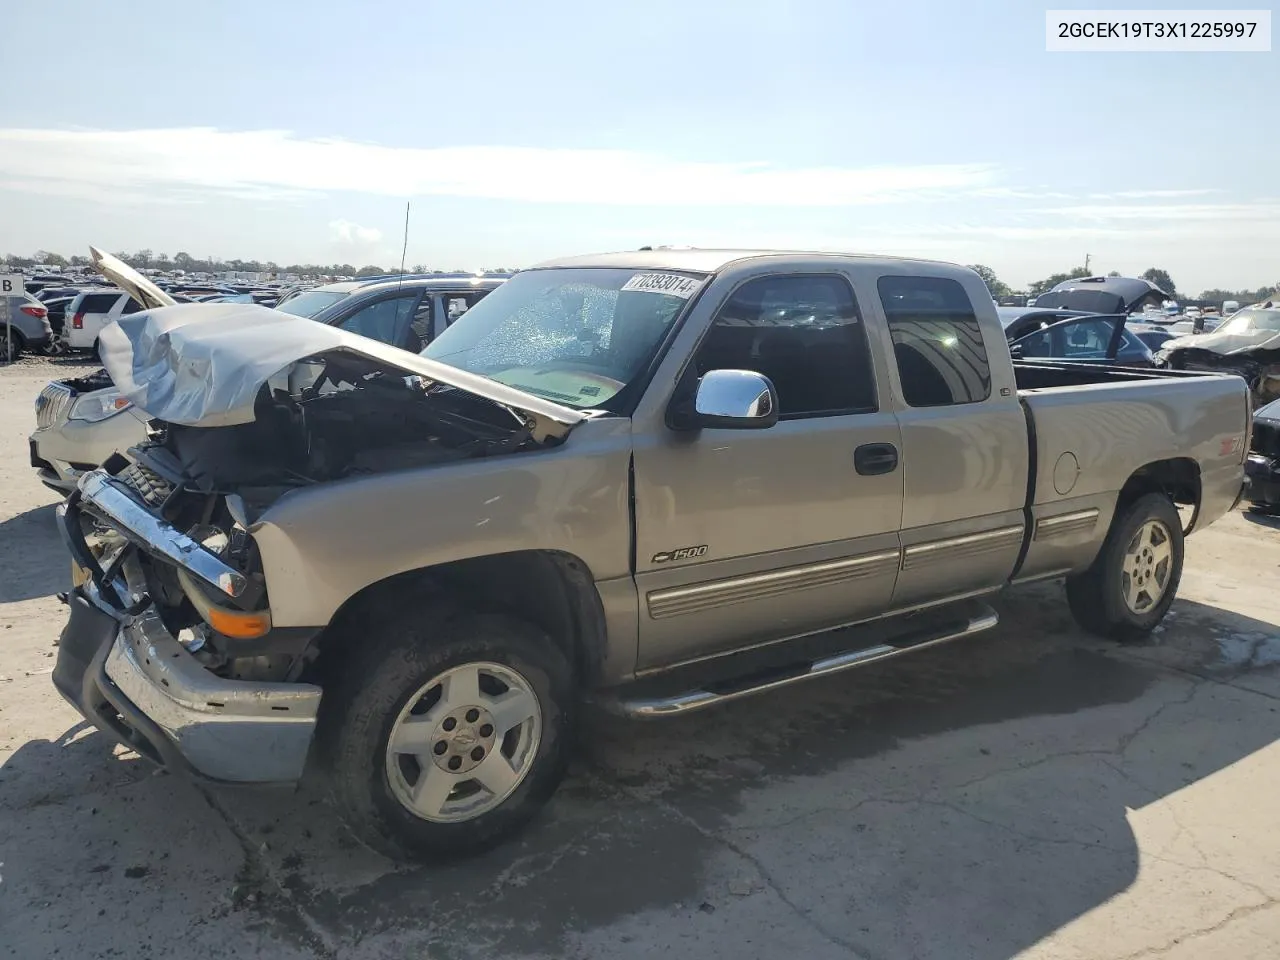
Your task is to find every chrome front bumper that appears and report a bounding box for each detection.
[104,605,321,783]
[54,468,320,784]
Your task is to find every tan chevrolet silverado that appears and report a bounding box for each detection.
[52,249,1249,859]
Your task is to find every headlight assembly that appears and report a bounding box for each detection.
[69,388,133,423]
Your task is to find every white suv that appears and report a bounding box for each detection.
[64,288,145,351]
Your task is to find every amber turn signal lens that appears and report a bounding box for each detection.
[204,606,272,640]
[176,568,271,639]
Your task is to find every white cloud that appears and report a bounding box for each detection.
[1029,202,1280,222]
[328,219,383,245]
[1086,188,1222,200]
[0,127,998,207]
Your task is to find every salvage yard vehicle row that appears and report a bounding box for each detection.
[51,249,1248,859]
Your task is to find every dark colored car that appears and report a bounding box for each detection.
[1001,309,1154,367]
[1245,397,1280,513]
[1128,325,1179,352]
[1029,275,1171,314]
[35,286,85,303]
[278,273,513,352]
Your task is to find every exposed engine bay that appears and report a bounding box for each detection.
[146,353,551,508]
[58,367,114,395]
[75,352,563,685]
[1156,345,1280,405]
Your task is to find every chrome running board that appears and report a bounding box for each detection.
[604,603,999,718]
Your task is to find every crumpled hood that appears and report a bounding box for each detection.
[1162,329,1280,356]
[98,303,587,438]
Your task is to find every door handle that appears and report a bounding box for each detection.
[854,442,898,476]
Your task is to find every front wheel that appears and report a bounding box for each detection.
[317,609,576,861]
[1066,492,1184,642]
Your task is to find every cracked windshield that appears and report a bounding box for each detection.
[423,268,700,408]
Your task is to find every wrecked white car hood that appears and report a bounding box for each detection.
[97,304,588,437]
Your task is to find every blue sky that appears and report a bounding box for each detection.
[1,0,1275,291]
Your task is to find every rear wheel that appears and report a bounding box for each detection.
[317,607,575,861]
[2,329,24,360]
[1066,492,1184,642]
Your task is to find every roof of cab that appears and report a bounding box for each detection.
[529,247,967,276]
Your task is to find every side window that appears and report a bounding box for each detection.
[1118,331,1148,358]
[81,293,119,312]
[1059,318,1116,357]
[338,295,417,345]
[1014,327,1052,357]
[406,293,432,350]
[878,276,991,407]
[693,274,876,417]
[445,296,471,325]
[121,298,144,315]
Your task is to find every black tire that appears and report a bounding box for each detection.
[316,606,576,861]
[2,329,24,360]
[1066,492,1184,642]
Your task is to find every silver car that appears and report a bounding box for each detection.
[3,290,54,358]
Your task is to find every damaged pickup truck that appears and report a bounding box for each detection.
[54,250,1249,859]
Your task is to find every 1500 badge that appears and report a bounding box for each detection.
[651,545,708,564]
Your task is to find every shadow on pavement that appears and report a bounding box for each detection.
[3,586,1278,959]
[0,501,68,603]
[1241,507,1280,530]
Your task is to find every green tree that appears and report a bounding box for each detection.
[354,265,386,277]
[1027,266,1092,297]
[1140,268,1177,296]
[1197,288,1246,303]
[1106,270,1121,277]
[967,264,1011,298]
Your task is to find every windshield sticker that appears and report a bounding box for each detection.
[621,273,703,299]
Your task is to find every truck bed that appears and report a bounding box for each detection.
[1012,359,1225,391]
[1009,359,1248,584]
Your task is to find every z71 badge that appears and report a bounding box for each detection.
[651,545,708,564]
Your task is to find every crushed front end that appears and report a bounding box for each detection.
[52,459,322,784]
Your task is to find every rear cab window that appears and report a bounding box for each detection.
[878,276,992,407]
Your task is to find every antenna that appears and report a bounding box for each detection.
[396,201,410,296]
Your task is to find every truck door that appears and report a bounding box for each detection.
[873,274,1029,609]
[632,272,905,670]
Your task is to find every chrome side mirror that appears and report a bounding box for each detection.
[691,369,779,429]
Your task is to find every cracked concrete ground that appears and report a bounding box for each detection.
[2,361,1279,959]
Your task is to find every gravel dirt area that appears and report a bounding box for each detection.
[2,360,1279,959]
